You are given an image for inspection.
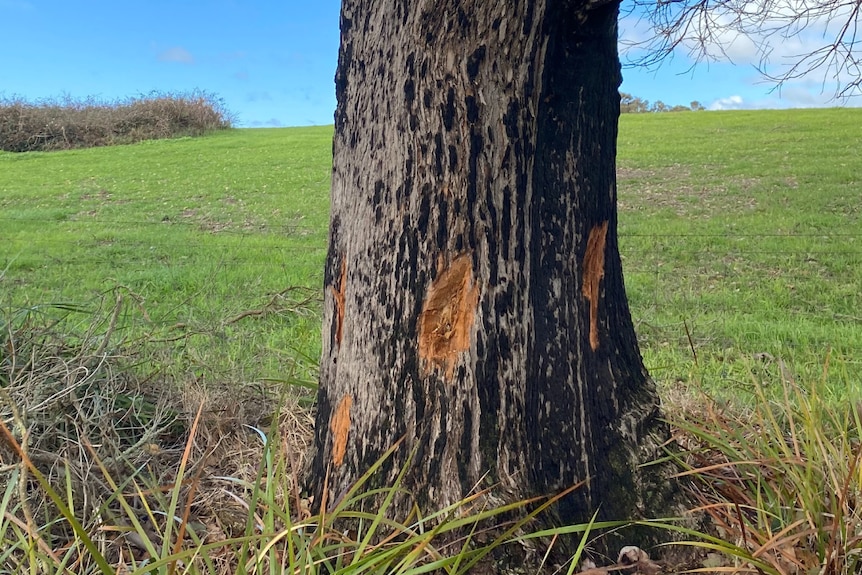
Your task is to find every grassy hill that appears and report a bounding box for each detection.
[616,108,861,392]
[1,109,860,393]
[1,127,331,385]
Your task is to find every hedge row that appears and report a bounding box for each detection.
[0,91,233,152]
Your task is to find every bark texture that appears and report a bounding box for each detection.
[311,0,673,541]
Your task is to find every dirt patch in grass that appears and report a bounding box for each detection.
[617,164,759,217]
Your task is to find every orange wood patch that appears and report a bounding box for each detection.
[330,394,352,467]
[418,253,479,380]
[582,221,609,351]
[331,259,347,346]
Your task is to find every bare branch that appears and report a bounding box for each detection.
[622,0,862,98]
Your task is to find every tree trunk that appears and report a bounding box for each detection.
[310,0,673,545]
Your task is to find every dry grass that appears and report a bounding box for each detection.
[0,295,312,573]
[2,296,615,575]
[663,356,862,575]
[4,295,858,574]
[8,296,859,573]
[0,91,232,152]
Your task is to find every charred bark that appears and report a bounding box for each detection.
[310,0,674,548]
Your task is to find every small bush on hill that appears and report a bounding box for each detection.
[0,91,234,152]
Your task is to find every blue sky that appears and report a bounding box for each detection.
[2,0,857,127]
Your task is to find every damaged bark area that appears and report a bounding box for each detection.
[417,254,479,380]
[330,395,352,468]
[582,221,609,351]
[309,0,674,552]
[331,259,347,347]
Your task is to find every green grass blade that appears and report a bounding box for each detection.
[564,510,598,575]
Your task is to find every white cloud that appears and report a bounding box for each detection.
[157,47,194,64]
[219,51,248,63]
[707,88,857,110]
[247,118,285,127]
[246,91,272,102]
[706,28,760,62]
[759,82,862,108]
[709,95,745,110]
[686,0,847,62]
[770,84,832,106]
[618,8,655,49]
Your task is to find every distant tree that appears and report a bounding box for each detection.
[619,92,705,113]
[620,91,651,112]
[690,100,705,111]
[651,100,668,112]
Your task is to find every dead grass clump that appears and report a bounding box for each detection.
[667,357,862,575]
[0,91,233,152]
[0,295,312,573]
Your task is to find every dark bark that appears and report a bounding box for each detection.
[310,0,674,549]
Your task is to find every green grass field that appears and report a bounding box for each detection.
[2,107,862,575]
[1,128,331,386]
[616,108,861,395]
[1,109,860,397]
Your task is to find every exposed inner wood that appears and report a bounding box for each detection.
[331,259,347,347]
[582,221,609,351]
[417,253,479,380]
[330,394,352,467]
